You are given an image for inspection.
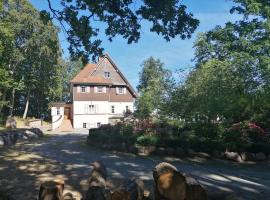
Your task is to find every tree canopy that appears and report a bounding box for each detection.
[45,0,199,63]
[0,0,64,119]
[167,0,270,128]
[135,57,173,119]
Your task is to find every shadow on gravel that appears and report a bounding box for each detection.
[0,132,269,199]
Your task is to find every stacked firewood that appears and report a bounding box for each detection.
[38,161,207,200]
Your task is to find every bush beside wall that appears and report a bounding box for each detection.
[87,122,270,161]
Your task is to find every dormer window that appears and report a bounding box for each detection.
[81,86,86,93]
[116,86,126,94]
[118,87,124,94]
[97,86,103,93]
[104,71,110,78]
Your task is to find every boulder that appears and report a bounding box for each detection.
[25,130,38,139]
[188,149,196,156]
[166,147,175,156]
[128,145,138,154]
[120,142,127,152]
[101,144,108,150]
[5,117,16,128]
[256,152,266,161]
[225,151,243,163]
[156,147,166,156]
[240,152,255,161]
[137,146,156,156]
[3,135,13,146]
[32,128,43,137]
[175,147,185,157]
[196,152,211,159]
[0,136,4,147]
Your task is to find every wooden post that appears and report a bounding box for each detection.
[38,179,64,200]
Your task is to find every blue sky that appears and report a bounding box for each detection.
[30,0,241,88]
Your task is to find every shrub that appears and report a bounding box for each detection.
[136,135,160,146]
[222,121,270,153]
[87,123,136,146]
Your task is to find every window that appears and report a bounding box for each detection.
[83,123,87,128]
[111,105,115,113]
[81,86,86,93]
[126,106,129,112]
[104,72,110,78]
[118,87,124,94]
[89,105,95,113]
[97,122,101,128]
[57,108,60,115]
[97,86,103,93]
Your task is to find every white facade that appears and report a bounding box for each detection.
[73,101,134,129]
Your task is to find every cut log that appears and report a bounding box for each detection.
[111,178,144,200]
[62,192,74,200]
[185,174,207,200]
[153,162,207,200]
[85,161,109,200]
[38,179,64,200]
[153,162,186,200]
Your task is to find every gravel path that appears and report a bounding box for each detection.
[0,132,270,200]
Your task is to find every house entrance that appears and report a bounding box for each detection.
[64,107,71,119]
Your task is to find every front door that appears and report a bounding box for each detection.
[64,107,71,119]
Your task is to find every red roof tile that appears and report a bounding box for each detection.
[70,54,137,97]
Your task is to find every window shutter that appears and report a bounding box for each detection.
[116,87,119,94]
[77,86,80,93]
[94,86,97,93]
[103,86,106,93]
[95,104,99,113]
[84,105,88,114]
[124,87,127,94]
[86,86,90,93]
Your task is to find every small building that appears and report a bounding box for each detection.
[51,54,137,130]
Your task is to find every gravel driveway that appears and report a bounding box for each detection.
[0,132,269,200]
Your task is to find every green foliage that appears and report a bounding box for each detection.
[59,58,84,102]
[88,123,136,145]
[136,135,160,146]
[166,0,270,139]
[0,0,63,119]
[45,0,199,62]
[135,57,174,120]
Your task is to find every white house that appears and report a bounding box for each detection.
[51,54,137,130]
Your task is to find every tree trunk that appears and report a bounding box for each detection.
[9,88,15,116]
[111,178,144,200]
[23,89,30,119]
[38,180,64,200]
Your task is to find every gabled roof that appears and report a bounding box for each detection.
[70,53,137,97]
